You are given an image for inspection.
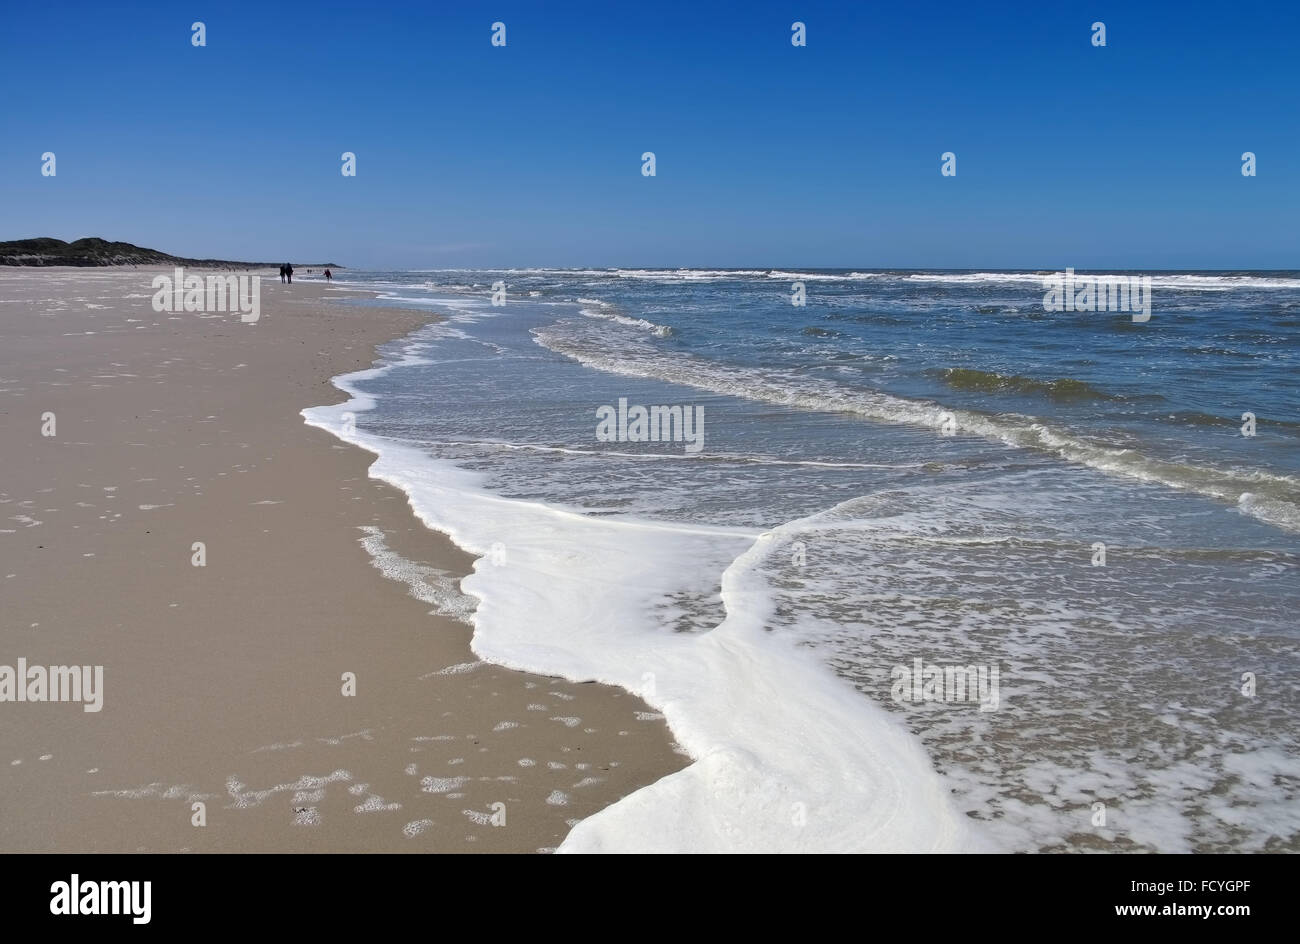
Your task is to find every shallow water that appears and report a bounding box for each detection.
[308,268,1300,852]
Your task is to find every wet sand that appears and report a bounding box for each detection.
[0,267,685,853]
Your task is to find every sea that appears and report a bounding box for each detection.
[302,268,1300,853]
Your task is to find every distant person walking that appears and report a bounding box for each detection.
[278,264,287,283]
[324,268,332,283]
[285,263,294,284]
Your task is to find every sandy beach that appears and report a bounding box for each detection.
[0,267,684,853]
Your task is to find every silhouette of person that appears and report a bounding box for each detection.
[324,269,332,283]
[279,264,287,283]
[285,263,294,284]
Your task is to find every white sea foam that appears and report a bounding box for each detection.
[403,818,434,837]
[420,776,468,794]
[421,662,480,678]
[612,268,770,282]
[578,298,674,337]
[303,364,983,853]
[353,794,401,813]
[357,525,476,622]
[765,270,885,282]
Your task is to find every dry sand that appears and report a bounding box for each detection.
[0,267,685,852]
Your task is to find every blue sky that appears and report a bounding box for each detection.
[2,0,1296,269]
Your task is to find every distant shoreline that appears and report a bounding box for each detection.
[0,237,339,269]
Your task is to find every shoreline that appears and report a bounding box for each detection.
[306,276,982,853]
[0,267,686,853]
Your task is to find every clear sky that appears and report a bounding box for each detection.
[2,0,1296,269]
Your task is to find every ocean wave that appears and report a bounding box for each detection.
[505,268,1300,291]
[765,270,885,282]
[533,327,1300,534]
[578,298,674,337]
[612,269,771,282]
[390,435,927,470]
[897,272,1300,291]
[932,367,1134,402]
